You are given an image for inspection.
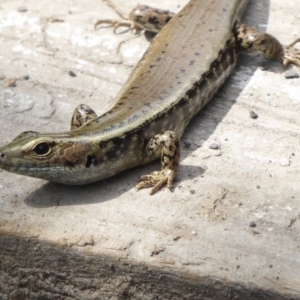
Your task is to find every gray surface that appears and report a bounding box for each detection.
[0,0,300,298]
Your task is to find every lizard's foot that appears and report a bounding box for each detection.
[136,169,176,195]
[95,0,175,34]
[94,19,141,33]
[283,38,300,68]
[135,131,180,195]
[95,0,141,33]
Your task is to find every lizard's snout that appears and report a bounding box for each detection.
[0,150,9,169]
[0,152,6,160]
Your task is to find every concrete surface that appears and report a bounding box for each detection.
[0,0,300,299]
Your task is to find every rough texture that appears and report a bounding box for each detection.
[0,0,300,299]
[0,235,298,300]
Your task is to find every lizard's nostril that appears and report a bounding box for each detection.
[0,153,6,159]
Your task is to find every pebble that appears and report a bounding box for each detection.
[68,70,76,77]
[209,143,219,150]
[17,6,28,12]
[249,111,258,119]
[250,221,256,228]
[23,75,30,80]
[284,68,299,79]
[7,78,16,87]
[183,141,191,149]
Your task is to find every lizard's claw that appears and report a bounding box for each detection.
[136,169,176,195]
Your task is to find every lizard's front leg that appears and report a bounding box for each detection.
[283,38,300,67]
[234,23,300,68]
[70,104,98,130]
[95,0,175,33]
[136,131,180,195]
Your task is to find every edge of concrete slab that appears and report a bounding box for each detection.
[1,233,299,300]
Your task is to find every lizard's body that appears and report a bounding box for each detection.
[0,0,299,194]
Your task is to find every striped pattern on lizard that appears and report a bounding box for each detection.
[0,0,299,194]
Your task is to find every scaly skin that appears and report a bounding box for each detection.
[0,0,299,194]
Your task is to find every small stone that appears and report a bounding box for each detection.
[68,70,76,77]
[250,221,256,228]
[183,141,191,148]
[23,75,30,80]
[209,143,219,150]
[190,189,195,195]
[7,78,16,87]
[250,111,258,119]
[191,231,197,236]
[284,68,299,79]
[17,6,28,12]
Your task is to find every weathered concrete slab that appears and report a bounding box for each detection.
[0,0,300,299]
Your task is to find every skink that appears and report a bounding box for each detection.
[0,0,299,194]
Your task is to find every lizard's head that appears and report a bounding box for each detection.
[0,131,94,184]
[0,131,52,171]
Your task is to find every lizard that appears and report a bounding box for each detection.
[0,0,299,195]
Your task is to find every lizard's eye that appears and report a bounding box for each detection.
[32,142,51,156]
